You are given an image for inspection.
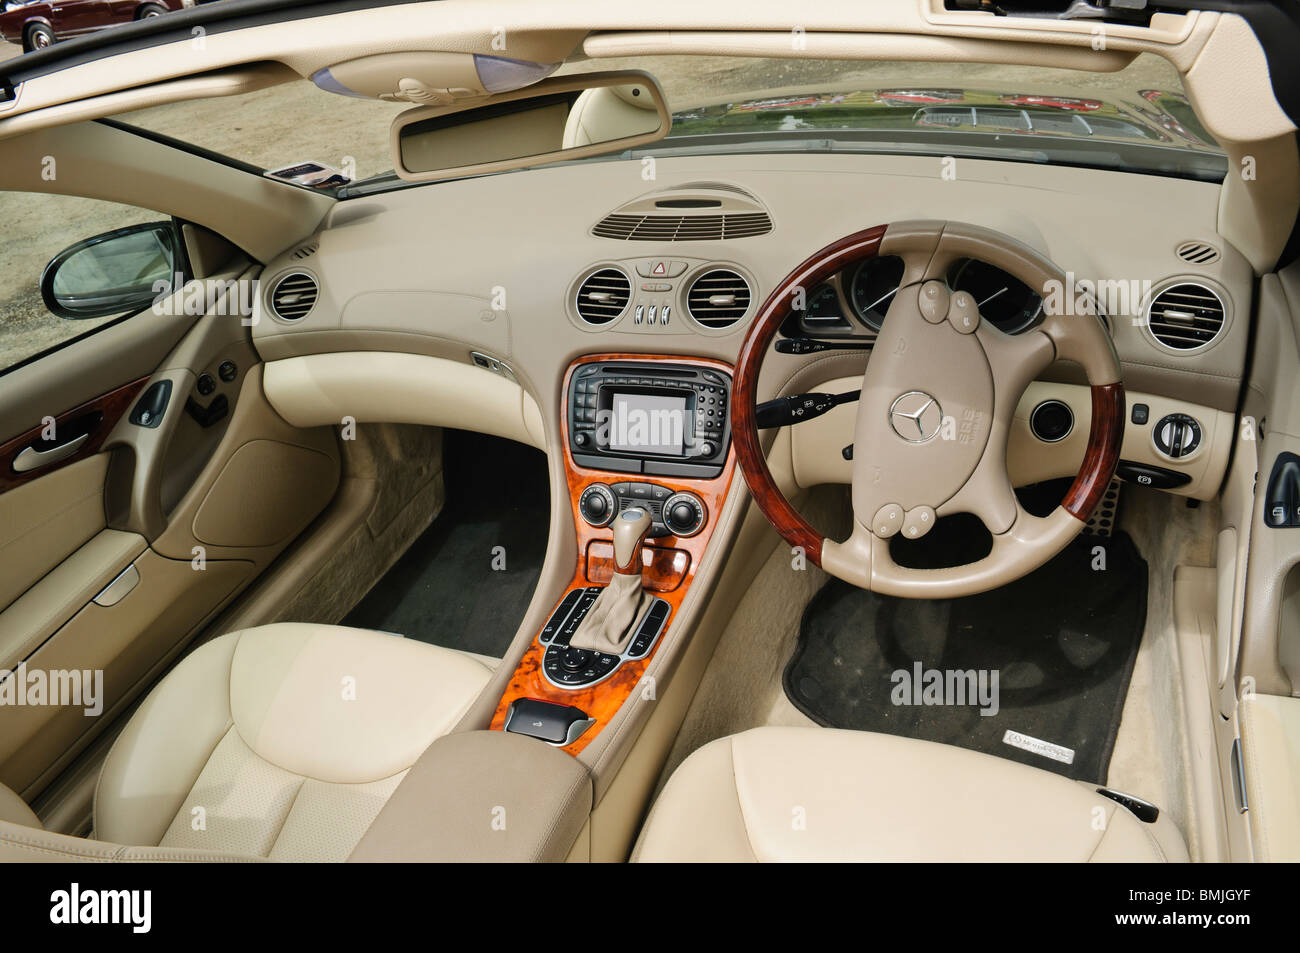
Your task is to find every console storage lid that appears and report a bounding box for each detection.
[347,730,592,862]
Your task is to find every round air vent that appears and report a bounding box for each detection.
[1174,240,1220,265]
[574,268,630,325]
[685,269,752,330]
[268,271,318,322]
[1145,282,1226,351]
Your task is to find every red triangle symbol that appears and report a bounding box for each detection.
[652,261,666,275]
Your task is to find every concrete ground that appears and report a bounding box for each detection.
[0,38,1179,367]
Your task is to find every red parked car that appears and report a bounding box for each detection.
[998,93,1103,111]
[0,0,189,53]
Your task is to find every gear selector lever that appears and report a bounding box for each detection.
[569,507,653,655]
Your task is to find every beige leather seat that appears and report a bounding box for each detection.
[634,727,1188,862]
[1,623,494,862]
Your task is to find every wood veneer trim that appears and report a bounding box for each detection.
[731,225,888,567]
[1061,381,1125,521]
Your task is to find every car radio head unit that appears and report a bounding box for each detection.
[568,361,732,479]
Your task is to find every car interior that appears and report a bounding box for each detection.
[0,0,1298,864]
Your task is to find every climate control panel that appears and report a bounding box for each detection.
[579,480,706,538]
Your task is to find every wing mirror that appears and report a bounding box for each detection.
[41,222,180,320]
[390,69,670,183]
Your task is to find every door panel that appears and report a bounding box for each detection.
[0,200,342,799]
[0,453,113,608]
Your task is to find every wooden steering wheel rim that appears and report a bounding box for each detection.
[731,223,1124,574]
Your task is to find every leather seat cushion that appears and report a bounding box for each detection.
[634,726,1187,862]
[93,624,494,861]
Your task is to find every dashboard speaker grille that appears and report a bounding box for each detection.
[686,269,751,329]
[1174,240,1220,265]
[575,268,631,325]
[592,212,772,241]
[1146,282,1225,350]
[268,272,319,321]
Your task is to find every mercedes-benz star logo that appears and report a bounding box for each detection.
[889,391,943,443]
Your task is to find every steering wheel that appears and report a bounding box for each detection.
[732,222,1124,599]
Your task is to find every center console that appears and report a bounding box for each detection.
[491,354,735,755]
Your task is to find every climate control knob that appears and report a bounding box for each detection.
[579,483,617,527]
[663,491,706,537]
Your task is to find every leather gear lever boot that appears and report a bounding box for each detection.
[570,507,653,655]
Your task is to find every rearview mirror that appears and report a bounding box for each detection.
[391,70,670,183]
[41,222,180,320]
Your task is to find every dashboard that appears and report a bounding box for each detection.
[248,150,1252,505]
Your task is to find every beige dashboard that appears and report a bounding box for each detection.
[250,151,1249,501]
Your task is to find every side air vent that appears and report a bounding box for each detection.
[593,212,772,242]
[575,268,631,325]
[291,242,319,260]
[686,269,752,329]
[1174,240,1220,265]
[268,271,319,322]
[1145,282,1226,350]
[592,184,773,242]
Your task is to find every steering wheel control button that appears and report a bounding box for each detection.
[888,391,943,443]
[873,504,905,538]
[948,291,979,334]
[902,506,936,539]
[1029,399,1074,443]
[918,280,950,324]
[1153,413,1202,460]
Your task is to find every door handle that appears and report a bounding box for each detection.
[12,432,90,473]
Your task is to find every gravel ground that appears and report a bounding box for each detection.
[0,41,1179,368]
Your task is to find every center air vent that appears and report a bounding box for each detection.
[575,268,631,325]
[592,184,772,241]
[686,269,752,329]
[593,212,772,241]
[268,271,319,322]
[1145,282,1226,350]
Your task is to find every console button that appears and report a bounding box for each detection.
[560,647,592,672]
[504,698,591,745]
[540,589,583,643]
[1131,403,1149,425]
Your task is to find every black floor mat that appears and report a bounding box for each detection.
[784,530,1147,782]
[343,430,549,658]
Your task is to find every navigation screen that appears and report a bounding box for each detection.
[609,392,688,456]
